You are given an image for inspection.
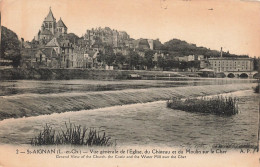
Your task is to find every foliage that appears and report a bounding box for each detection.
[97,46,116,66]
[144,50,155,69]
[163,38,248,58]
[104,46,116,66]
[167,96,239,116]
[253,57,260,71]
[127,50,142,70]
[115,52,126,66]
[1,26,21,67]
[157,56,167,70]
[31,122,114,146]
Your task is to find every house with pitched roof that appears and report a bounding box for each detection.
[31,48,59,68]
[44,37,75,68]
[84,50,100,68]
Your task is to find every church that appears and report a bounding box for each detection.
[34,7,67,41]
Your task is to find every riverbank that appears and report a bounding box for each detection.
[0,83,255,121]
[0,68,184,80]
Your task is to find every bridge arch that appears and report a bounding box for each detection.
[239,73,249,78]
[227,73,235,78]
[253,73,259,79]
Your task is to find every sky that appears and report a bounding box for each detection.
[1,0,260,57]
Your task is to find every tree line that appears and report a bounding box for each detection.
[97,46,201,70]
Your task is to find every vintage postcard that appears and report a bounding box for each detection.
[0,0,260,166]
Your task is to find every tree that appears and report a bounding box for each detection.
[126,50,140,70]
[144,50,155,69]
[104,46,115,66]
[115,52,126,67]
[1,26,21,67]
[97,51,106,63]
[253,57,260,71]
[166,59,179,69]
[157,56,167,70]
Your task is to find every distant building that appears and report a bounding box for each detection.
[84,27,130,48]
[208,57,254,72]
[178,56,188,62]
[42,37,74,68]
[197,55,204,61]
[133,39,154,50]
[178,55,204,62]
[153,52,164,62]
[200,59,210,69]
[31,48,59,68]
[147,39,154,50]
[187,55,195,61]
[34,7,67,41]
[83,49,99,68]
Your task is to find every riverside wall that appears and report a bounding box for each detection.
[0,68,182,80]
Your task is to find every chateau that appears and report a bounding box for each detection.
[34,7,67,41]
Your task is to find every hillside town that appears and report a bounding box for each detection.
[1,8,259,78]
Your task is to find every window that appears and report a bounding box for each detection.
[45,23,48,28]
[40,54,42,62]
[49,23,52,28]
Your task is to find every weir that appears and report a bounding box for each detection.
[0,88,258,146]
[0,83,256,120]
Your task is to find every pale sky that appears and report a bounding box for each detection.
[1,0,260,57]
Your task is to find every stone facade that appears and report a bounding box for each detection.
[208,57,254,72]
[34,7,67,41]
[84,27,130,48]
[31,48,59,68]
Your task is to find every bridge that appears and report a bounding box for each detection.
[222,71,258,78]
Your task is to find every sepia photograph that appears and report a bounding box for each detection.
[0,0,260,166]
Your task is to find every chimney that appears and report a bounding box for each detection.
[21,38,24,48]
[220,47,223,58]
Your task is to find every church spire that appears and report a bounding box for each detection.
[44,6,56,22]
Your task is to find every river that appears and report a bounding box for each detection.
[0,78,259,148]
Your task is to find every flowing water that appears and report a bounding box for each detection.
[0,78,258,148]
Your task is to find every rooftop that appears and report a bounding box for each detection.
[57,18,67,28]
[44,7,56,22]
